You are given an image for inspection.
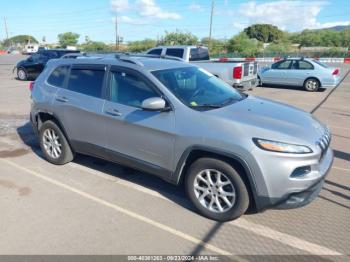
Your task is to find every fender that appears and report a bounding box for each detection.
[171,145,266,210]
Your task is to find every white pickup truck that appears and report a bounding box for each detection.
[146,45,258,89]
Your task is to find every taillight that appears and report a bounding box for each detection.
[332,69,339,75]
[219,57,229,62]
[233,66,242,79]
[29,81,35,91]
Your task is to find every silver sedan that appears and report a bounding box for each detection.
[258,58,340,91]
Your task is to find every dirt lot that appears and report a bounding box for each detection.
[0,54,349,260]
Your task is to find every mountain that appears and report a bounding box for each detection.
[322,25,350,31]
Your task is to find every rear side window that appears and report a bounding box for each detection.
[47,66,69,87]
[298,61,314,70]
[165,48,184,58]
[189,48,209,61]
[67,68,105,98]
[148,49,162,55]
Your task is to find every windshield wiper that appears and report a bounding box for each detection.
[219,97,237,106]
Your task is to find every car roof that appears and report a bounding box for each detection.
[49,56,194,72]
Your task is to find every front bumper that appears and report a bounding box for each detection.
[252,146,334,211]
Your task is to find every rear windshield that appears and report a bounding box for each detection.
[189,48,210,61]
[313,60,329,68]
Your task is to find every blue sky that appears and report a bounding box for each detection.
[1,0,350,44]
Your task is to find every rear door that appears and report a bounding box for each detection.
[103,66,176,175]
[53,64,107,153]
[293,60,315,86]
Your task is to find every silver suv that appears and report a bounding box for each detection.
[30,54,333,221]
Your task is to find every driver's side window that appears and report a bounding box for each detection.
[109,70,159,108]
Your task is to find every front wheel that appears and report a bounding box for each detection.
[304,78,320,92]
[186,158,249,221]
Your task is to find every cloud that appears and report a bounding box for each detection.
[136,0,181,20]
[237,0,328,31]
[110,0,129,12]
[188,3,202,11]
[117,15,149,25]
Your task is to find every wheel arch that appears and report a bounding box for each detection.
[173,146,260,211]
[303,76,321,88]
[35,111,75,152]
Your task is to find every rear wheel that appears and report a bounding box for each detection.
[186,158,249,221]
[17,68,27,80]
[304,78,320,92]
[39,120,74,165]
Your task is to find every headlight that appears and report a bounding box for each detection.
[253,138,312,154]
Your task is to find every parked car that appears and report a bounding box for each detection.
[146,46,258,90]
[14,49,80,80]
[22,44,39,55]
[258,58,340,91]
[30,54,333,221]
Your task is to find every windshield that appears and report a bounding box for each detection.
[152,67,245,109]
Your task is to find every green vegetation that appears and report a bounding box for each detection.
[244,24,283,43]
[159,30,198,45]
[58,32,80,48]
[2,35,38,47]
[2,24,350,57]
[127,39,157,52]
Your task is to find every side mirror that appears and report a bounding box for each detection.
[27,57,33,62]
[141,97,168,111]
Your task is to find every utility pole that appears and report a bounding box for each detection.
[3,17,9,40]
[115,15,119,50]
[208,0,214,48]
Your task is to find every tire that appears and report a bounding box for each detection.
[17,68,27,81]
[304,78,320,92]
[186,158,249,221]
[39,120,74,165]
[257,76,263,86]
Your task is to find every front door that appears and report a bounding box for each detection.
[103,66,176,176]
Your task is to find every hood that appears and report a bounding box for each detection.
[16,59,27,67]
[205,95,326,145]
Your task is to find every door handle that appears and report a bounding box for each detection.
[105,108,122,117]
[55,96,69,103]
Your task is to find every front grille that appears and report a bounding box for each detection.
[317,128,331,160]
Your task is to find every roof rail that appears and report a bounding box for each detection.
[115,53,184,62]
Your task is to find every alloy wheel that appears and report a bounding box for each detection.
[42,128,62,159]
[193,169,236,213]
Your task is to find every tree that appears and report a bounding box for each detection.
[58,32,80,48]
[244,24,283,43]
[160,30,198,45]
[2,35,38,46]
[201,37,227,56]
[227,32,262,57]
[80,41,112,52]
[127,39,157,52]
